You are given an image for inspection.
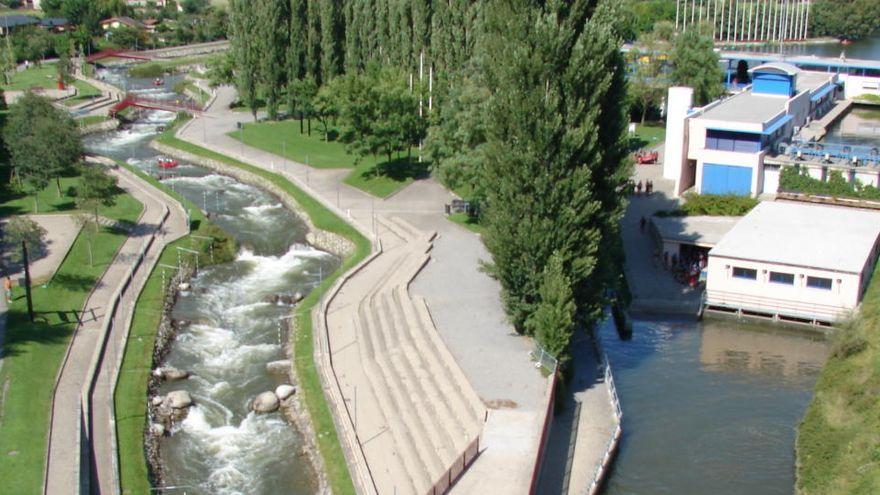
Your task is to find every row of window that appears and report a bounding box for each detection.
[732,267,833,290]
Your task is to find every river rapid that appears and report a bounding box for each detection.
[83,66,335,494]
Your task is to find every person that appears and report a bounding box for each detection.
[636,181,643,195]
[646,180,653,195]
[639,216,646,234]
[4,276,12,303]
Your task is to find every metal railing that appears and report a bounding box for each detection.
[586,331,623,495]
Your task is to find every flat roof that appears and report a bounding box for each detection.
[710,201,880,274]
[797,71,835,94]
[700,92,787,125]
[751,62,801,76]
[653,215,740,247]
[721,50,880,72]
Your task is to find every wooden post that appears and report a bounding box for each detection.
[22,240,34,322]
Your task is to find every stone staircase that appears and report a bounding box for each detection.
[352,216,484,494]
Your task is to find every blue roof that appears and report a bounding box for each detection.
[721,50,880,72]
[763,114,793,135]
[810,84,836,102]
[0,15,39,28]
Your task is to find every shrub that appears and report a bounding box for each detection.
[679,193,758,216]
[779,166,880,201]
[128,63,167,79]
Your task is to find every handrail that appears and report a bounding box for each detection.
[586,330,623,495]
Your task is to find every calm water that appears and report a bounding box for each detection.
[84,66,336,494]
[600,317,829,495]
[729,35,880,60]
[823,106,880,147]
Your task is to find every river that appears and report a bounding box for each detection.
[83,66,335,494]
[729,35,880,60]
[599,317,829,495]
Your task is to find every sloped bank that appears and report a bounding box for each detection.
[151,134,371,495]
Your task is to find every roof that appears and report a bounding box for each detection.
[722,50,880,72]
[750,62,801,76]
[40,17,69,27]
[700,92,787,125]
[100,16,143,28]
[796,71,835,94]
[0,15,39,28]
[653,215,740,247]
[709,201,880,274]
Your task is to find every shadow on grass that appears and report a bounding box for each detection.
[0,310,74,359]
[50,273,95,292]
[361,156,431,182]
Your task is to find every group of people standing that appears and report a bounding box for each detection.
[634,180,654,195]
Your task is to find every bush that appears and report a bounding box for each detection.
[128,63,167,79]
[678,193,758,216]
[779,166,880,201]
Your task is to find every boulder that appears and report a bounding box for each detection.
[150,423,166,437]
[178,282,191,291]
[151,395,164,407]
[292,292,304,303]
[159,367,190,381]
[152,368,164,379]
[165,390,193,409]
[252,391,280,413]
[275,384,296,400]
[266,360,291,375]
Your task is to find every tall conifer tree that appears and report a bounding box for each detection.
[259,0,290,120]
[289,0,309,113]
[230,0,261,118]
[320,0,344,82]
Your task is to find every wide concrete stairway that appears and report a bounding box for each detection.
[343,216,484,494]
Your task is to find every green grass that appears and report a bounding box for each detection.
[447,213,484,235]
[628,121,666,151]
[76,115,111,126]
[2,64,59,91]
[62,80,102,107]
[113,160,234,495]
[797,263,880,495]
[230,119,427,198]
[0,173,143,222]
[157,132,369,495]
[0,192,142,494]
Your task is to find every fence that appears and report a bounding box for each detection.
[586,331,623,495]
[426,436,481,495]
[529,364,559,495]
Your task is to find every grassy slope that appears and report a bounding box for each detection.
[113,161,232,495]
[797,264,880,495]
[229,119,425,198]
[157,132,369,495]
[2,64,57,91]
[62,80,102,107]
[0,190,143,494]
[76,115,111,126]
[1,174,142,222]
[628,121,666,151]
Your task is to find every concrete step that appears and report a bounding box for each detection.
[360,300,442,484]
[407,289,485,424]
[392,285,482,434]
[389,216,437,244]
[352,313,425,494]
[378,292,460,461]
[377,215,413,243]
[368,295,447,476]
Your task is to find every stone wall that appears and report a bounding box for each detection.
[149,140,355,258]
[79,118,120,135]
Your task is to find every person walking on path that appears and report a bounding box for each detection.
[636,181,643,195]
[4,276,12,303]
[639,216,646,234]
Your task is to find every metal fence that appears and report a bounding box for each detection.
[586,331,623,495]
[530,342,559,375]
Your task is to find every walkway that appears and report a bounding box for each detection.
[43,166,188,495]
[176,86,550,494]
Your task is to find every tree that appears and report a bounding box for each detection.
[75,166,118,225]
[627,23,671,124]
[810,0,880,40]
[73,214,98,266]
[319,0,343,82]
[479,0,631,343]
[258,0,290,120]
[670,28,723,106]
[4,216,46,321]
[313,84,338,141]
[288,0,309,112]
[4,93,82,210]
[229,0,261,118]
[526,252,576,363]
[291,75,318,134]
[1,35,16,86]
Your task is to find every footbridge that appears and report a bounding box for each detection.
[109,93,202,117]
[85,49,153,64]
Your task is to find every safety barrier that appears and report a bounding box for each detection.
[529,366,559,494]
[705,288,851,323]
[586,332,623,495]
[426,436,481,495]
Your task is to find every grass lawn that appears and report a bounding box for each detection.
[447,213,484,235]
[158,130,369,495]
[113,160,233,495]
[230,120,427,198]
[628,121,666,151]
[0,191,142,494]
[62,80,103,107]
[0,173,143,223]
[797,264,880,495]
[2,64,59,91]
[76,115,111,126]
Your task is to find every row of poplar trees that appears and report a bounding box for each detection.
[229,0,631,367]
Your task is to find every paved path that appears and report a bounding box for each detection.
[43,166,188,495]
[177,86,550,494]
[2,214,82,285]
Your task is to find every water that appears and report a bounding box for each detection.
[83,65,336,494]
[823,106,880,147]
[599,317,829,495]
[728,35,880,60]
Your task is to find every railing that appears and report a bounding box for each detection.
[426,436,481,495]
[586,331,623,495]
[705,288,852,323]
[529,363,558,494]
[785,139,880,165]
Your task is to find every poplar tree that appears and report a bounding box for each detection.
[320,0,344,82]
[289,0,309,113]
[479,0,630,338]
[670,28,724,106]
[307,0,323,84]
[259,0,290,120]
[526,252,576,362]
[230,0,261,118]
[410,0,431,64]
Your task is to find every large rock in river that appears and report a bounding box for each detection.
[275,384,296,400]
[159,367,190,381]
[165,390,193,409]
[252,391,280,413]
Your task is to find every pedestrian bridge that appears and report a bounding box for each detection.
[85,50,153,64]
[109,93,202,117]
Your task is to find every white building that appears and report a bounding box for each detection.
[705,201,880,324]
[664,63,839,197]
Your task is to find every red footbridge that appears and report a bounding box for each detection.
[109,93,203,117]
[85,49,153,64]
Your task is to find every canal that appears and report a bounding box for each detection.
[599,317,829,495]
[83,66,335,494]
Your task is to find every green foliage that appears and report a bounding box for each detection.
[526,252,576,363]
[127,63,167,78]
[2,215,47,261]
[479,0,631,346]
[797,263,880,495]
[809,0,880,40]
[229,0,261,117]
[670,28,723,106]
[259,0,290,120]
[75,165,119,222]
[780,166,880,201]
[627,22,673,124]
[679,193,758,216]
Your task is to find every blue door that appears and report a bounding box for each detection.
[701,163,752,195]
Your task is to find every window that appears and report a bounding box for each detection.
[806,276,833,290]
[769,271,794,285]
[732,267,757,280]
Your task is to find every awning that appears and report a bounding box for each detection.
[763,114,793,135]
[810,84,836,102]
